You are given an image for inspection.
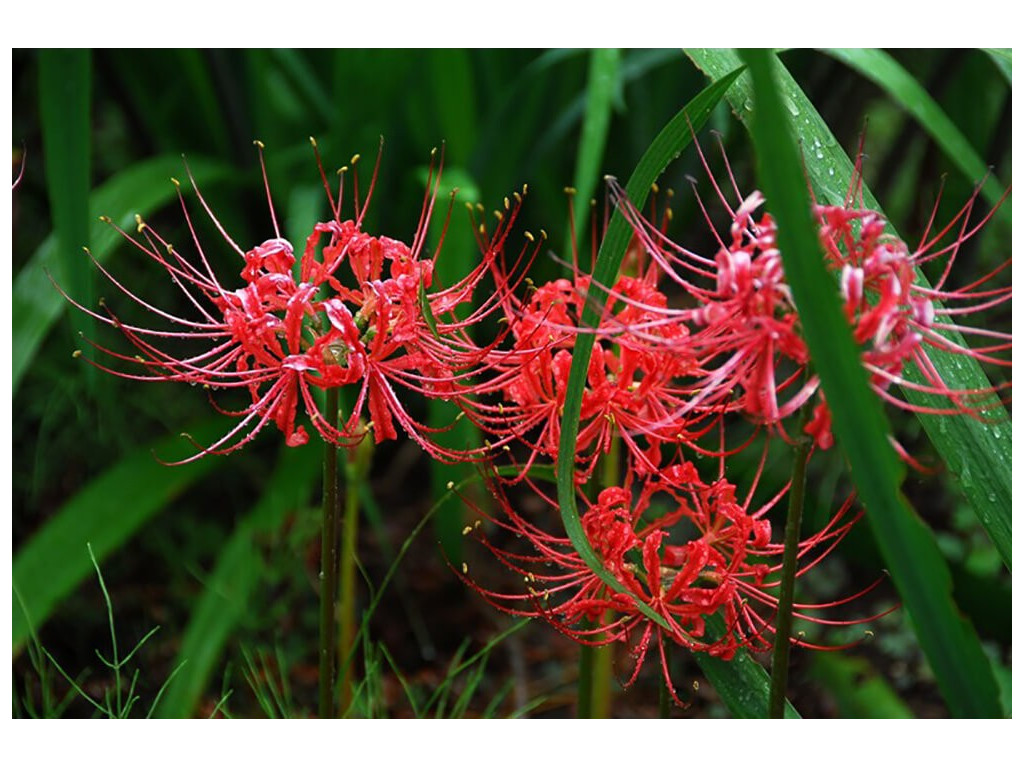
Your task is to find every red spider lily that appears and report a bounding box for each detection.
[458,451,884,705]
[459,198,723,481]
[60,142,503,463]
[611,135,1011,454]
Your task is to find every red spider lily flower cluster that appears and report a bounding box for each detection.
[458,454,885,704]
[612,138,1011,452]
[457,134,1007,703]
[61,142,504,463]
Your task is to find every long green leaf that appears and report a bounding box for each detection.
[738,48,1000,718]
[982,48,1011,83]
[14,155,234,394]
[38,50,93,380]
[154,442,320,717]
[809,654,914,718]
[554,66,799,719]
[695,615,799,719]
[13,422,228,651]
[565,48,621,258]
[685,48,1011,571]
[821,48,1005,208]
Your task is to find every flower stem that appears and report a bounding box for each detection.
[768,432,812,718]
[338,429,371,716]
[576,436,620,718]
[318,387,341,719]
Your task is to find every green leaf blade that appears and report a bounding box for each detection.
[13,423,228,651]
[738,48,1002,719]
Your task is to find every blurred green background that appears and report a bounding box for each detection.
[12,49,1010,717]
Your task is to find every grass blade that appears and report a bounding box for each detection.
[13,422,228,651]
[14,154,234,394]
[685,48,1011,571]
[821,48,1006,208]
[737,48,1001,718]
[153,442,319,717]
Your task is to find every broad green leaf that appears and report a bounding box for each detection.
[565,49,620,259]
[737,48,1000,718]
[695,615,799,719]
[982,48,1011,83]
[13,422,228,651]
[154,442,319,717]
[822,48,1005,208]
[685,48,1011,571]
[554,66,800,719]
[14,155,234,395]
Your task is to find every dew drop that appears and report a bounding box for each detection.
[987,492,997,504]
[743,99,754,112]
[815,150,824,159]
[785,97,799,116]
[828,167,835,177]
[992,426,1002,439]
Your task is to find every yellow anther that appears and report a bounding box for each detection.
[170,177,181,187]
[503,196,510,210]
[651,182,660,194]
[539,229,548,240]
[446,481,455,490]
[524,231,534,242]
[309,136,318,147]
[337,166,348,175]
[692,680,699,692]
[522,184,528,195]
[350,153,361,165]
[864,630,874,638]
[564,186,577,195]
[254,140,265,150]
[99,215,112,223]
[513,191,522,204]
[462,525,473,536]
[72,349,82,358]
[461,562,468,574]
[494,211,503,222]
[135,214,146,232]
